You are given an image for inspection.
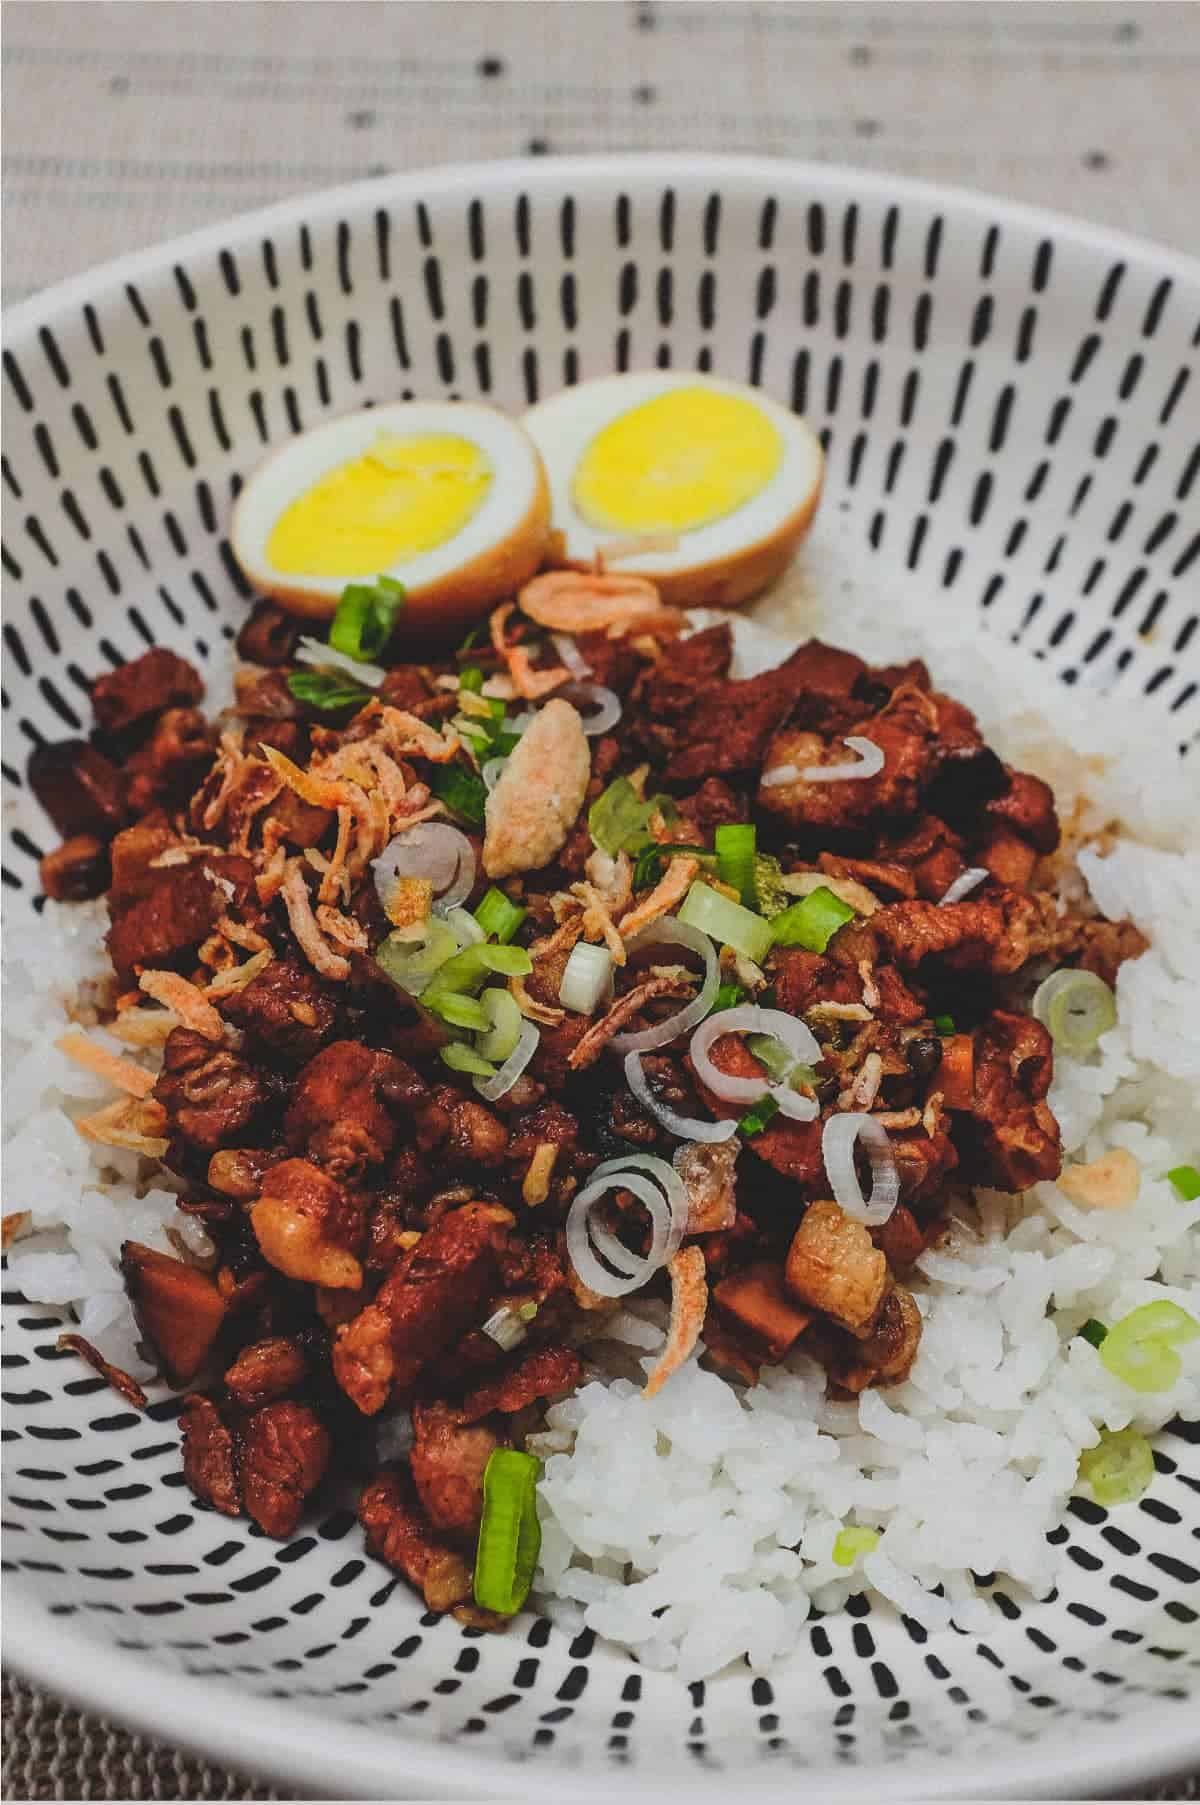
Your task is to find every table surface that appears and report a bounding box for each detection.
[2,2,1197,1798]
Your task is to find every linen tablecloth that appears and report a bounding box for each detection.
[3,2,1197,1797]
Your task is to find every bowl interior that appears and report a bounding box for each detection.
[3,157,1198,1797]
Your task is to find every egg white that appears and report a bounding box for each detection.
[231,400,551,633]
[522,372,824,608]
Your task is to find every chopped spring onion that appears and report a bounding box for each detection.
[933,1013,956,1036]
[1168,1164,1200,1202]
[738,1094,781,1137]
[689,1004,821,1123]
[623,1049,737,1144]
[375,919,459,997]
[822,1112,900,1227]
[711,981,746,1014]
[286,669,372,713]
[832,1526,881,1568]
[559,941,615,1015]
[632,840,710,891]
[1079,1318,1109,1349]
[429,991,491,1033]
[329,574,406,662]
[745,1032,799,1085]
[422,942,534,1012]
[481,1304,529,1353]
[476,986,523,1063]
[589,777,651,857]
[769,884,855,953]
[457,623,483,654]
[1099,1299,1200,1393]
[474,886,527,943]
[1077,1428,1155,1508]
[474,1017,540,1102]
[459,665,485,694]
[443,904,486,947]
[678,880,775,965]
[715,823,757,907]
[473,1448,542,1615]
[439,1042,498,1078]
[1033,967,1117,1057]
[430,763,488,827]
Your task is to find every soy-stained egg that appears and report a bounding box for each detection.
[522,373,823,608]
[231,401,551,638]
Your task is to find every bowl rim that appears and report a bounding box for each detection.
[9,1583,1200,1802]
[3,151,1198,1799]
[3,150,1197,350]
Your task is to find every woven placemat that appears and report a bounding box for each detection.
[2,2,1197,1797]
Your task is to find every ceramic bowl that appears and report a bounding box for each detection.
[3,155,1197,1801]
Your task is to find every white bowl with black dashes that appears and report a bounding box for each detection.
[3,156,1197,1802]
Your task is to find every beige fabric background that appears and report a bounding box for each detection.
[2,2,1197,1798]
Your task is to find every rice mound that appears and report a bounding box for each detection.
[3,516,1196,1678]
[529,524,1200,1677]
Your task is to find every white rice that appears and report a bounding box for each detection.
[530,526,1200,1676]
[3,519,1196,1674]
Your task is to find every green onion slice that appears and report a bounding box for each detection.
[428,992,491,1032]
[439,1042,498,1078]
[329,574,406,662]
[422,942,534,1014]
[1167,1164,1200,1202]
[1032,967,1117,1057]
[474,886,527,944]
[1099,1299,1200,1393]
[678,880,775,964]
[588,777,653,857]
[430,763,488,827]
[476,986,523,1063]
[458,665,485,694]
[715,823,757,907]
[745,1032,798,1085]
[710,981,746,1015]
[933,1013,956,1037]
[375,919,459,997]
[473,1449,543,1615]
[737,1094,781,1137]
[1077,1428,1155,1507]
[1079,1318,1109,1350]
[286,669,372,713]
[832,1526,880,1568]
[632,841,710,891]
[769,884,855,953]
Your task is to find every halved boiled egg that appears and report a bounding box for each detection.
[231,401,551,639]
[522,372,823,609]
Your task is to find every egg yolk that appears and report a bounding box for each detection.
[267,433,492,577]
[571,387,783,535]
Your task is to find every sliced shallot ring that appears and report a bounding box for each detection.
[562,682,622,738]
[939,866,989,905]
[473,1017,539,1103]
[373,822,476,917]
[689,1004,821,1123]
[822,1111,899,1227]
[608,919,719,1054]
[566,1171,671,1298]
[624,1051,737,1145]
[550,632,593,680]
[800,735,885,783]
